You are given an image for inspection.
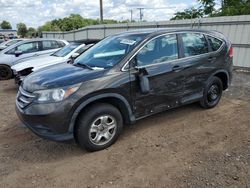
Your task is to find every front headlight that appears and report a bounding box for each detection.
[34,83,81,103]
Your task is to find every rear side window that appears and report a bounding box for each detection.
[42,41,61,50]
[76,46,87,54]
[57,41,66,47]
[207,35,223,51]
[181,33,208,57]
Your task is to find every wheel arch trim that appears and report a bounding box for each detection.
[209,69,230,89]
[68,93,135,133]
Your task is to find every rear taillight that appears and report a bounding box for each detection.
[229,46,233,58]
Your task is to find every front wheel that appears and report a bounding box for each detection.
[0,65,13,80]
[76,103,123,151]
[200,77,223,109]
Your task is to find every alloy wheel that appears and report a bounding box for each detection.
[88,115,117,146]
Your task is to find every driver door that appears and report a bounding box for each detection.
[9,41,40,64]
[130,34,185,118]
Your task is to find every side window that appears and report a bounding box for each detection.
[181,33,208,57]
[42,41,60,50]
[207,35,223,51]
[137,34,178,66]
[6,47,16,54]
[57,41,66,47]
[52,41,60,48]
[16,42,39,54]
[76,47,87,55]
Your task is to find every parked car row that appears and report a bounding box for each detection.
[12,43,94,84]
[0,38,69,80]
[1,29,233,152]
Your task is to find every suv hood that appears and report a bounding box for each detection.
[22,63,106,92]
[11,55,64,72]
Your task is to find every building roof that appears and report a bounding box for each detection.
[0,29,17,32]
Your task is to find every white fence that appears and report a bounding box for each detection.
[42,15,250,68]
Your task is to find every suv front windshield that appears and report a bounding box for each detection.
[74,34,146,69]
[52,43,81,57]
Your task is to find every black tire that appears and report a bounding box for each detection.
[0,65,13,80]
[76,103,123,151]
[200,76,223,109]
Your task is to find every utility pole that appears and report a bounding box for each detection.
[99,0,103,23]
[137,8,144,21]
[131,6,178,22]
[130,10,133,22]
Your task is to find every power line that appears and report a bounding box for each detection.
[133,7,179,21]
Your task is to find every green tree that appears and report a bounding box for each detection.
[27,27,37,37]
[38,21,60,32]
[17,23,28,37]
[218,0,250,16]
[38,14,120,32]
[171,7,204,20]
[0,20,12,29]
[198,0,215,15]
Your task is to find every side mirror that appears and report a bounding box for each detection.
[71,52,79,59]
[139,73,150,94]
[14,50,22,56]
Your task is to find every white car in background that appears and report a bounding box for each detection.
[0,39,26,51]
[12,43,94,84]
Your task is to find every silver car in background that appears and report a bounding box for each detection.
[0,39,69,80]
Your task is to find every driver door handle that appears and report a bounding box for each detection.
[172,65,183,71]
[208,57,216,63]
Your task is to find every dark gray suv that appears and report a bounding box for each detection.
[16,29,233,151]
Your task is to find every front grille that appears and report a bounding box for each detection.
[17,87,36,109]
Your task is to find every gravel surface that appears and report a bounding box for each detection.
[0,71,249,188]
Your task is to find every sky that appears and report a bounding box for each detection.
[0,0,200,29]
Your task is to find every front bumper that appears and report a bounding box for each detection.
[15,99,74,142]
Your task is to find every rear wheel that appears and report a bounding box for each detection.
[0,65,13,80]
[76,103,123,151]
[200,77,223,109]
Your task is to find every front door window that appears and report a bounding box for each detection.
[136,34,178,67]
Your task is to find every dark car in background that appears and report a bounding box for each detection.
[16,29,233,151]
[0,36,5,44]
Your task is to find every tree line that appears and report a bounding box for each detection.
[0,14,126,38]
[1,0,250,37]
[171,0,250,20]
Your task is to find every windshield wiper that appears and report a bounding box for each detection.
[74,63,93,70]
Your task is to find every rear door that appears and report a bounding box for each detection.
[40,40,63,55]
[130,34,185,118]
[178,32,212,102]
